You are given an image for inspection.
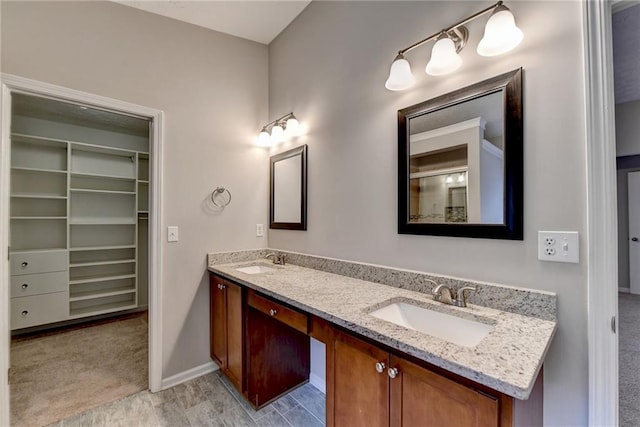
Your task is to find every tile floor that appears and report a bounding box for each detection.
[50,370,325,427]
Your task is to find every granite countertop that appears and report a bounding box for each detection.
[208,260,557,400]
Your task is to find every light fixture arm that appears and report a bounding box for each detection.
[399,1,503,55]
[262,112,295,130]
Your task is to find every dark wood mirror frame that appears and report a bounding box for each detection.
[398,68,523,240]
[270,145,308,230]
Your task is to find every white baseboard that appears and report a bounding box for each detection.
[309,373,326,394]
[160,361,219,390]
[619,287,631,293]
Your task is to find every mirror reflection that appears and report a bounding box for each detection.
[408,91,504,225]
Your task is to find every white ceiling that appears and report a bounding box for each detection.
[114,0,311,44]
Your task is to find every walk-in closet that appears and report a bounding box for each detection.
[8,93,151,426]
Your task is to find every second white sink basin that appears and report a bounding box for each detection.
[235,265,276,274]
[369,301,493,347]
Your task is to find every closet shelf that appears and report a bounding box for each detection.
[70,259,136,268]
[69,273,136,285]
[70,188,135,195]
[11,216,66,220]
[10,194,67,200]
[69,245,135,252]
[70,220,137,225]
[69,287,136,302]
[70,172,136,181]
[11,166,67,175]
[11,133,68,145]
[10,248,67,254]
[138,180,149,184]
[69,301,137,318]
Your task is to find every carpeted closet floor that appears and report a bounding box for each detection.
[620,293,640,426]
[9,311,148,427]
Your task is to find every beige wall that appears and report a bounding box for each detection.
[1,1,269,377]
[268,2,588,425]
[616,100,640,157]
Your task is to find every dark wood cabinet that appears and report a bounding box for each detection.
[246,292,310,408]
[315,320,505,427]
[209,274,243,392]
[389,355,499,427]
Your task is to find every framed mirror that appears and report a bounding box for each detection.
[398,68,522,239]
[270,145,307,230]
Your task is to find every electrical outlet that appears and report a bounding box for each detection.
[168,226,179,242]
[538,231,579,263]
[256,224,264,237]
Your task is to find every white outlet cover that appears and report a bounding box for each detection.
[538,231,579,263]
[256,223,264,237]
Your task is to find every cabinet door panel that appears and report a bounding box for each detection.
[209,275,227,369]
[333,332,389,427]
[226,281,243,390]
[390,355,499,427]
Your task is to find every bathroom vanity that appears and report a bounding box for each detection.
[208,250,556,426]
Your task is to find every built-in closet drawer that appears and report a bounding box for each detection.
[10,271,67,298]
[10,250,67,276]
[11,292,68,329]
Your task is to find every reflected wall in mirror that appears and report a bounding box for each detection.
[398,68,522,239]
[270,145,307,230]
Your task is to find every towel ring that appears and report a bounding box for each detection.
[211,187,232,208]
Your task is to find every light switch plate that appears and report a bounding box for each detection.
[168,226,179,242]
[538,231,579,263]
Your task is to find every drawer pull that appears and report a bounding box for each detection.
[21,262,28,268]
[375,362,386,374]
[21,310,28,317]
[388,367,399,379]
[269,309,277,317]
[21,284,28,289]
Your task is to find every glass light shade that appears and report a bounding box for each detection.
[477,7,524,57]
[445,175,454,184]
[257,130,271,147]
[458,173,465,183]
[385,55,416,91]
[285,117,300,137]
[270,124,284,143]
[426,37,462,76]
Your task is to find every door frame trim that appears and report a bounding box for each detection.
[583,1,618,425]
[0,74,164,426]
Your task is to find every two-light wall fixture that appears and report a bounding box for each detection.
[385,1,523,91]
[257,112,301,147]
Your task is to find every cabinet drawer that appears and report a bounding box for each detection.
[10,271,67,298]
[11,292,68,330]
[248,291,308,334]
[10,250,67,276]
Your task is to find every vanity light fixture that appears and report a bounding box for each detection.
[457,173,466,183]
[257,112,301,147]
[385,1,523,91]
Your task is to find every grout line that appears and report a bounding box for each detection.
[284,394,326,426]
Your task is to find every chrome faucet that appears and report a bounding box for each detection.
[265,252,286,265]
[432,284,477,308]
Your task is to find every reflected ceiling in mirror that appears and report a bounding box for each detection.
[398,68,522,239]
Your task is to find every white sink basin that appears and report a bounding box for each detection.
[235,265,276,274]
[369,301,493,347]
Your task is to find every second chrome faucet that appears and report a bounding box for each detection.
[432,284,477,308]
[265,252,286,265]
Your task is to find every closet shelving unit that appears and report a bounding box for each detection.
[10,130,149,328]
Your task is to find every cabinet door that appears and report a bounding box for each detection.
[331,331,389,427]
[389,355,499,427]
[209,274,227,369]
[225,281,243,391]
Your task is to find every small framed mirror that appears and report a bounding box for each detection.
[398,68,523,239]
[270,145,307,230]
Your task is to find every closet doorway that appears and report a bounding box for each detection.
[0,75,163,426]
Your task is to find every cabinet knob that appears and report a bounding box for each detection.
[269,309,277,317]
[388,367,399,379]
[375,362,386,374]
[21,284,28,289]
[21,262,28,268]
[21,310,28,316]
